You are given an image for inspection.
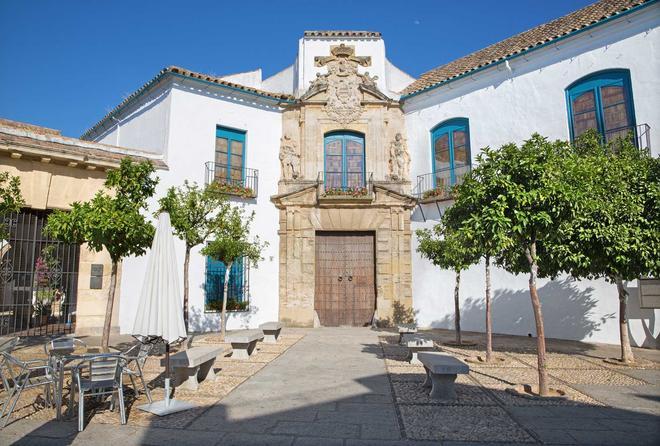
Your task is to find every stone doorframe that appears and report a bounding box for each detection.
[271,184,416,327]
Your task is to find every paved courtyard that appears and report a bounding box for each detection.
[1,328,658,445]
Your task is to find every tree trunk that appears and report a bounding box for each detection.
[615,276,635,364]
[485,255,493,362]
[454,271,462,345]
[101,262,118,351]
[183,246,191,332]
[525,241,549,396]
[220,261,232,342]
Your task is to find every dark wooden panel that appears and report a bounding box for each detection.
[314,232,375,327]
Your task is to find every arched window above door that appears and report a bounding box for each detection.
[324,131,366,190]
[566,69,636,143]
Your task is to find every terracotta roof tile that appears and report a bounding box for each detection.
[81,66,294,140]
[303,30,381,38]
[401,0,652,96]
[1,120,167,169]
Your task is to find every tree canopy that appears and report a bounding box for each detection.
[0,171,25,240]
[46,158,158,348]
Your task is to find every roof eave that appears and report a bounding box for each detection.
[400,0,656,102]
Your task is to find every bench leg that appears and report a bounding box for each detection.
[175,366,201,391]
[198,358,217,383]
[422,366,432,388]
[428,373,458,400]
[263,329,280,344]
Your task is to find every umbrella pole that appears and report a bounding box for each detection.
[165,342,171,407]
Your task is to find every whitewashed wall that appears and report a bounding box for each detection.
[97,78,283,334]
[295,36,412,98]
[404,5,660,347]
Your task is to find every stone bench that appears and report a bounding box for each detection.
[167,345,228,391]
[259,322,282,344]
[403,334,434,365]
[418,352,469,400]
[397,323,417,344]
[226,329,264,359]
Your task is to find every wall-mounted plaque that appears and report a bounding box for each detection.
[90,264,103,290]
[639,278,660,309]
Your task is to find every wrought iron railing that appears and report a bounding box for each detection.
[0,210,80,337]
[317,172,374,199]
[205,162,258,198]
[604,123,651,150]
[413,165,471,201]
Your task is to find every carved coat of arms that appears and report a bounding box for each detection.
[308,44,375,124]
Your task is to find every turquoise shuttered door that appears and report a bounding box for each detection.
[215,126,246,184]
[204,257,245,310]
[324,132,365,189]
[566,70,636,143]
[431,118,470,188]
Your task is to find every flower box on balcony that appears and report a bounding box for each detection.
[213,182,256,199]
[421,187,453,202]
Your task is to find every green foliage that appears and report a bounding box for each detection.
[548,131,660,281]
[201,205,267,268]
[159,181,228,249]
[416,222,477,272]
[464,134,573,275]
[205,298,248,313]
[0,171,25,239]
[45,159,158,262]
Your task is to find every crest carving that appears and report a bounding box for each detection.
[304,44,384,124]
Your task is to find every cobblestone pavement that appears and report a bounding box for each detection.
[1,328,658,445]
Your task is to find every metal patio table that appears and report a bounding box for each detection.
[48,349,118,421]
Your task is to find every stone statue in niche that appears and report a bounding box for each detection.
[279,135,301,180]
[389,133,410,181]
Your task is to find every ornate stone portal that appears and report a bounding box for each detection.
[272,44,415,327]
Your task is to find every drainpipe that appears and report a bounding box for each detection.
[111,116,121,146]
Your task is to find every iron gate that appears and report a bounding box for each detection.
[1,209,80,336]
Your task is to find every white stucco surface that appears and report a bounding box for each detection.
[406,6,660,347]
[83,7,659,347]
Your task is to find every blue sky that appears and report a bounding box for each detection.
[0,0,594,137]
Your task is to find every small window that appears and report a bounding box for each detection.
[566,70,636,143]
[204,256,249,312]
[431,118,471,188]
[215,126,246,184]
[324,131,365,189]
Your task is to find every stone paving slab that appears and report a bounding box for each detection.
[399,405,535,442]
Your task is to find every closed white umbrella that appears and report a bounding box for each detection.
[133,212,195,416]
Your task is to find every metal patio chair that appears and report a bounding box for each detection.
[44,336,87,358]
[73,354,127,431]
[0,351,56,428]
[117,343,153,403]
[0,337,19,390]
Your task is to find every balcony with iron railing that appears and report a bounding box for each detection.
[603,123,650,150]
[205,162,258,198]
[413,165,471,202]
[317,171,374,202]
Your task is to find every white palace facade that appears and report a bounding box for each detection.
[4,0,657,347]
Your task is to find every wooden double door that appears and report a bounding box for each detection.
[314,232,376,327]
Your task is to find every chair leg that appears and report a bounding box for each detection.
[117,387,126,425]
[44,383,51,408]
[1,380,25,428]
[78,393,85,432]
[128,374,137,394]
[138,373,152,403]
